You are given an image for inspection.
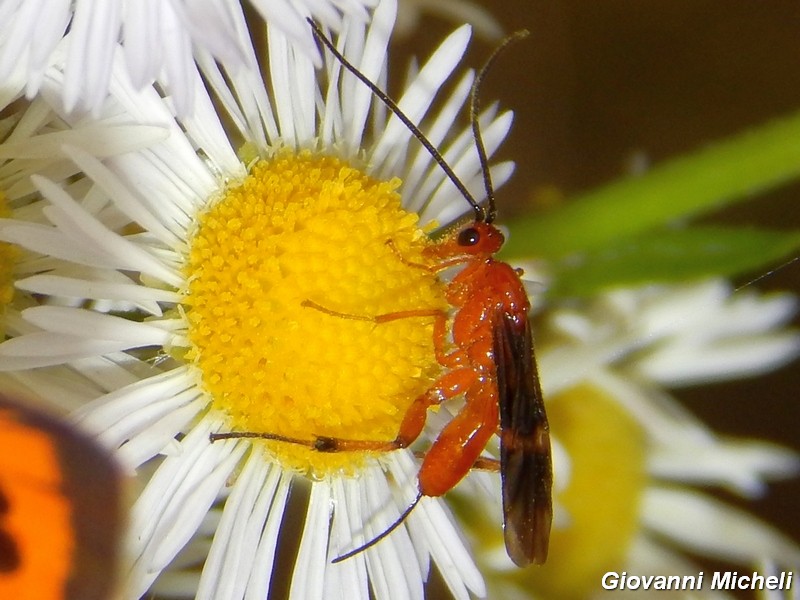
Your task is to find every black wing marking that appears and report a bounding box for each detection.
[0,486,20,572]
[494,312,552,566]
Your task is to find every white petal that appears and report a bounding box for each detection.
[247,0,345,67]
[175,76,246,177]
[649,439,799,498]
[0,0,70,93]
[590,367,799,499]
[642,487,800,566]
[0,219,131,271]
[328,477,370,600]
[0,333,131,369]
[181,0,247,67]
[401,71,474,213]
[290,479,333,600]
[62,144,181,248]
[244,473,293,600]
[361,464,424,600]
[342,0,396,153]
[75,367,195,430]
[32,175,181,287]
[0,124,167,160]
[371,25,472,174]
[267,21,314,148]
[121,0,161,87]
[388,454,485,599]
[157,4,197,116]
[634,332,800,386]
[21,306,172,346]
[252,0,317,54]
[416,107,513,223]
[16,274,179,311]
[196,447,281,600]
[63,0,121,112]
[115,398,205,470]
[70,352,154,392]
[128,418,247,598]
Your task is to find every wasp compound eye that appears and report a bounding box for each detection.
[457,227,481,247]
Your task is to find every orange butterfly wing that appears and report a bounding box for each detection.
[0,394,122,600]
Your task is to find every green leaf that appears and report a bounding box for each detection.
[501,110,800,260]
[546,226,800,299]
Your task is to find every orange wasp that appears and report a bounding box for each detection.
[212,21,552,566]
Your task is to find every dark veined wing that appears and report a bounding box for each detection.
[493,311,552,566]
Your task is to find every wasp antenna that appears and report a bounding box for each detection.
[209,431,311,445]
[306,18,484,222]
[470,30,530,224]
[734,255,800,293]
[331,491,424,563]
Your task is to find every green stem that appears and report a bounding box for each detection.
[502,110,800,259]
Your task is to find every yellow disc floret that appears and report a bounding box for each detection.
[0,193,20,336]
[184,152,446,475]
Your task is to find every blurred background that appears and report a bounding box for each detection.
[391,0,800,592]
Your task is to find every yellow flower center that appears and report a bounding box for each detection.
[184,152,447,475]
[528,383,646,597]
[0,193,20,336]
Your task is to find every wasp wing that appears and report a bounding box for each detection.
[494,312,552,566]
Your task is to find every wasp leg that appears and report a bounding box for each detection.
[411,451,500,471]
[302,299,453,365]
[384,239,432,270]
[312,367,479,452]
[301,299,444,324]
[209,430,401,452]
[208,430,397,451]
[385,239,477,273]
[471,456,501,471]
[309,366,477,454]
[210,366,476,453]
[418,382,499,496]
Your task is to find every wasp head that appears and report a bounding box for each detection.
[427,220,505,260]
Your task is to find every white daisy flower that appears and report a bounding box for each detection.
[456,279,800,598]
[0,1,515,597]
[0,0,376,115]
[0,86,166,413]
